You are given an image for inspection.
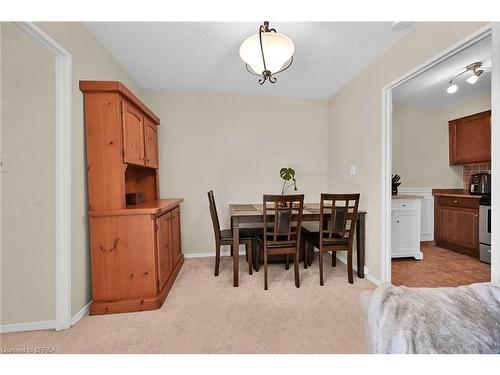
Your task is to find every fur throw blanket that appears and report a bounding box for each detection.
[367,282,500,354]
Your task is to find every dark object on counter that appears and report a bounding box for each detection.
[470,173,491,195]
[126,192,146,205]
[392,175,401,196]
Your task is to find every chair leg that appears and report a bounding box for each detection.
[264,248,268,290]
[319,249,324,286]
[347,249,354,284]
[214,243,221,277]
[303,240,308,269]
[308,241,314,266]
[332,251,337,267]
[294,251,300,288]
[285,254,290,270]
[247,240,253,275]
[255,240,260,272]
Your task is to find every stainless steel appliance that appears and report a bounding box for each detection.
[479,195,491,264]
[470,173,491,195]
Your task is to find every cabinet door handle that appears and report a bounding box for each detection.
[453,200,458,204]
[402,204,406,207]
[396,220,400,223]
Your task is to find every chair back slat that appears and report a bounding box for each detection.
[263,194,304,249]
[319,193,360,244]
[207,190,221,240]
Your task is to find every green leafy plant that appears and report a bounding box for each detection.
[280,167,298,195]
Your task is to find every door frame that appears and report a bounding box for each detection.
[13,22,73,330]
[381,23,499,285]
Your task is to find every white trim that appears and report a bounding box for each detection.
[0,320,55,334]
[491,23,500,287]
[381,24,494,284]
[13,22,72,331]
[70,301,92,327]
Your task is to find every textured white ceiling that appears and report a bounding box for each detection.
[393,36,491,107]
[85,22,414,99]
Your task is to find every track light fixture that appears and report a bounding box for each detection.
[446,61,491,94]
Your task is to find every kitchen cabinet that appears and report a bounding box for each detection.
[391,198,423,259]
[448,110,491,165]
[81,80,183,315]
[434,195,479,257]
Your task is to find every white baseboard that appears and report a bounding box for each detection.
[314,248,382,286]
[0,301,92,334]
[70,301,92,327]
[0,320,55,334]
[184,250,245,258]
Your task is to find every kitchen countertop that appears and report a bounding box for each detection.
[432,188,480,199]
[392,194,424,200]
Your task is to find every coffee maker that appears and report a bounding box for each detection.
[470,173,491,195]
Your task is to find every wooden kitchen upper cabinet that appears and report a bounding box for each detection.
[434,195,479,257]
[80,81,183,316]
[448,110,491,165]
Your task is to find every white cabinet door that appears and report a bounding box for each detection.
[391,199,423,260]
[393,212,418,254]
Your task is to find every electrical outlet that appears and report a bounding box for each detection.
[350,165,356,176]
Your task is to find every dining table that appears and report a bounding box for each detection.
[229,203,367,287]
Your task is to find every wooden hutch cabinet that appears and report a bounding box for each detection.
[80,81,183,315]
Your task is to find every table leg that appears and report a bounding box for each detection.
[231,216,240,287]
[356,214,366,278]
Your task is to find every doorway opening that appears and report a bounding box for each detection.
[381,25,499,286]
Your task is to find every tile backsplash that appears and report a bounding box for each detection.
[463,163,491,189]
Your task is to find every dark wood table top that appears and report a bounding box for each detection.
[230,203,366,217]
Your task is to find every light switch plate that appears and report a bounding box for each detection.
[0,155,7,172]
[350,165,356,176]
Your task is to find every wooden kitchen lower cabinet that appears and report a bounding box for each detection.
[434,196,479,257]
[89,201,183,315]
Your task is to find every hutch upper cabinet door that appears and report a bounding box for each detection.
[448,110,491,165]
[122,100,145,166]
[144,118,159,169]
[156,212,172,292]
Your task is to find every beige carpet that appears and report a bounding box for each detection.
[0,254,375,353]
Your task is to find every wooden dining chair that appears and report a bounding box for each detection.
[304,194,360,285]
[254,194,304,290]
[208,191,253,277]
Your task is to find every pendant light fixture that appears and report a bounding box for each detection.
[446,61,491,94]
[239,21,295,85]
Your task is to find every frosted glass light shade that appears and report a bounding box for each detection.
[466,70,482,84]
[239,32,294,74]
[447,84,458,94]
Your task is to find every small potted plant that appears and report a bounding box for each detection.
[280,167,298,195]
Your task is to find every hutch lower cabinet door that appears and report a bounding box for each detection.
[89,206,183,315]
[156,212,173,293]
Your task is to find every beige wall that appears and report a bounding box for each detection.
[392,94,491,188]
[36,22,139,317]
[1,23,56,324]
[327,22,488,280]
[140,90,328,255]
[1,22,139,325]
